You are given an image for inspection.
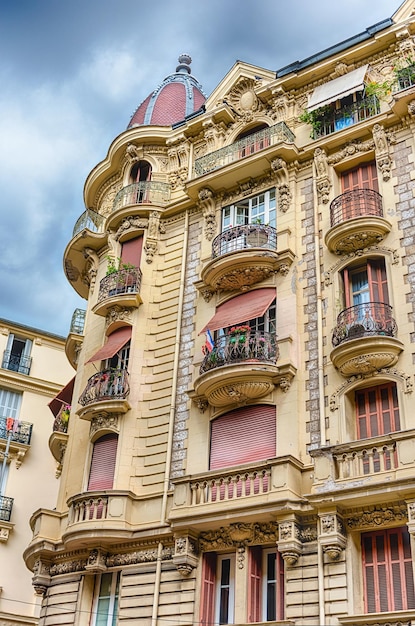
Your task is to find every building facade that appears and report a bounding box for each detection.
[24,2,415,624]
[0,319,74,626]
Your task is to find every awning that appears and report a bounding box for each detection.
[199,288,276,334]
[48,377,75,416]
[308,65,368,111]
[85,326,132,364]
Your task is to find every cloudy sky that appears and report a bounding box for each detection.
[0,0,402,336]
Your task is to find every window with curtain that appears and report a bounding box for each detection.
[362,527,415,613]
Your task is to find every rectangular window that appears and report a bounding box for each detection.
[356,382,400,439]
[104,342,130,371]
[222,189,276,231]
[248,547,284,622]
[2,335,32,375]
[200,553,235,625]
[91,572,120,626]
[362,527,415,613]
[341,162,379,193]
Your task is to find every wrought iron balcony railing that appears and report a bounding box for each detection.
[312,95,380,139]
[52,406,70,434]
[72,209,104,238]
[194,122,295,176]
[332,302,397,347]
[0,496,13,522]
[0,416,33,445]
[330,188,383,228]
[78,368,130,407]
[2,351,32,375]
[69,308,86,335]
[200,331,278,374]
[112,181,170,212]
[394,65,415,92]
[212,224,277,258]
[97,267,142,303]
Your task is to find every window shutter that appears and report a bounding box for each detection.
[121,236,143,267]
[0,388,22,419]
[356,383,400,439]
[277,552,285,621]
[200,552,216,626]
[248,547,261,623]
[210,405,276,470]
[367,259,389,304]
[341,162,378,192]
[88,434,118,491]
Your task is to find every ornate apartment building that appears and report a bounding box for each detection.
[23,1,415,624]
[0,319,74,626]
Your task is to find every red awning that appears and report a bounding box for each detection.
[85,326,132,364]
[199,288,276,334]
[48,377,75,417]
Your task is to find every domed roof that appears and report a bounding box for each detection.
[127,54,206,128]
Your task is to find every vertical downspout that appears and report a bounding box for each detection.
[151,541,164,626]
[313,166,326,626]
[160,209,189,524]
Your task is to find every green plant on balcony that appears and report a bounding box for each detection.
[299,104,333,137]
[106,256,120,275]
[61,405,71,424]
[229,325,250,343]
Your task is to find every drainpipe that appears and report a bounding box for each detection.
[160,209,189,524]
[151,541,164,626]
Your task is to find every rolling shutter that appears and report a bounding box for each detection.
[121,236,143,267]
[87,433,118,491]
[210,405,276,470]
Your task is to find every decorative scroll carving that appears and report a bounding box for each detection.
[277,519,302,566]
[271,158,292,212]
[105,306,133,330]
[32,559,51,595]
[173,534,199,576]
[314,148,331,204]
[82,247,99,294]
[143,211,161,263]
[346,504,407,530]
[198,188,217,241]
[49,559,86,576]
[90,413,119,436]
[199,522,279,552]
[324,246,399,286]
[85,548,107,573]
[225,77,263,122]
[327,138,375,165]
[115,215,148,240]
[106,546,173,567]
[319,512,346,561]
[373,124,392,181]
[194,398,209,413]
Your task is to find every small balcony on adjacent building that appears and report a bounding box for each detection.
[77,367,131,420]
[330,302,403,376]
[169,456,304,530]
[311,429,415,506]
[0,415,33,469]
[199,225,294,294]
[188,122,297,197]
[325,188,391,254]
[64,209,107,299]
[48,404,70,470]
[92,267,143,317]
[2,350,32,375]
[65,308,86,369]
[193,331,295,408]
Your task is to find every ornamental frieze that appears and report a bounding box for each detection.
[115,215,149,240]
[106,546,173,567]
[324,246,399,286]
[346,503,407,530]
[105,306,133,330]
[199,522,279,552]
[90,413,119,436]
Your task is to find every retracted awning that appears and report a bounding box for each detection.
[308,65,368,112]
[199,288,276,335]
[85,326,132,364]
[48,377,75,416]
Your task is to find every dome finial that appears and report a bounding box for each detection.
[176,54,192,74]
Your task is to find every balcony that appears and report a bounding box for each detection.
[0,495,13,522]
[391,64,415,116]
[2,350,32,375]
[92,267,143,316]
[65,308,86,369]
[169,456,304,530]
[188,123,297,198]
[112,181,170,213]
[0,415,33,469]
[77,368,131,420]
[49,405,69,468]
[193,332,295,408]
[200,225,294,294]
[312,429,415,505]
[64,209,107,299]
[325,188,391,254]
[309,95,380,139]
[330,302,403,376]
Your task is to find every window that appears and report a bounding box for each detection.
[342,259,388,309]
[121,236,143,268]
[130,160,152,183]
[91,571,120,626]
[341,162,379,194]
[104,341,130,371]
[200,553,235,625]
[222,189,276,231]
[356,382,400,440]
[87,434,118,491]
[248,547,284,622]
[2,335,32,375]
[362,527,415,613]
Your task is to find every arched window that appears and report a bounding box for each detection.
[130,160,152,183]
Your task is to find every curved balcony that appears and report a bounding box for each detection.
[200,225,294,294]
[48,406,69,469]
[325,189,391,254]
[107,181,170,230]
[65,308,86,369]
[330,302,403,376]
[92,267,142,316]
[64,209,107,299]
[194,332,294,407]
[77,368,131,420]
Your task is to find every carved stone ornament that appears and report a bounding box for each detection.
[82,247,100,294]
[199,522,279,552]
[408,99,415,117]
[346,503,407,530]
[198,187,217,241]
[105,306,133,330]
[106,546,173,567]
[0,526,11,542]
[278,183,291,213]
[32,559,51,595]
[277,520,302,566]
[328,138,375,165]
[173,534,199,576]
[337,352,401,377]
[115,214,148,240]
[373,124,392,182]
[90,413,119,436]
[226,77,262,121]
[85,548,107,573]
[318,513,346,561]
[144,239,158,264]
[199,286,214,303]
[194,398,209,413]
[314,148,331,205]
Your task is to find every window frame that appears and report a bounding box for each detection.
[221,188,276,232]
[91,571,120,626]
[215,553,235,625]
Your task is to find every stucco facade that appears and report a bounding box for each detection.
[24,2,415,624]
[0,319,74,626]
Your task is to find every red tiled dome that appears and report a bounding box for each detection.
[127,54,206,128]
